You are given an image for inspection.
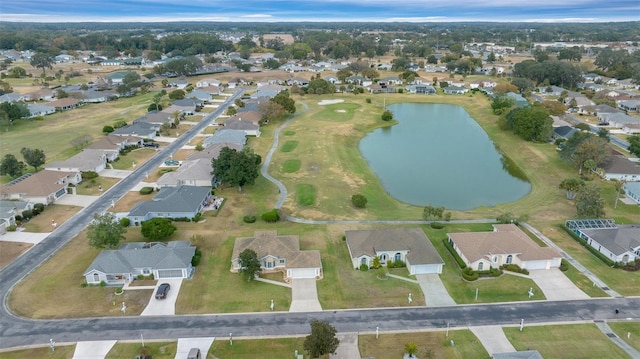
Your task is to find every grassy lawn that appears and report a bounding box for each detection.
[0,344,76,359]
[423,224,546,303]
[296,184,316,206]
[280,140,299,152]
[317,102,361,122]
[608,322,640,352]
[282,159,301,173]
[22,205,83,233]
[110,148,159,170]
[74,176,120,196]
[283,130,296,136]
[210,337,306,359]
[503,324,629,358]
[105,341,177,359]
[0,241,32,269]
[359,330,489,359]
[561,259,608,297]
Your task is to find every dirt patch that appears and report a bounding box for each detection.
[0,241,33,269]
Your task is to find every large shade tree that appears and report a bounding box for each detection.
[211,147,261,192]
[87,212,127,249]
[20,147,46,171]
[238,249,261,281]
[140,217,177,240]
[303,320,340,358]
[575,185,605,218]
[0,154,26,177]
[559,177,586,200]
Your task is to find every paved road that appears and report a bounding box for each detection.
[1,298,639,349]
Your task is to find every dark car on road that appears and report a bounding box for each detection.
[155,283,170,299]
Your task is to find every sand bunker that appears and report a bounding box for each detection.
[318,99,345,105]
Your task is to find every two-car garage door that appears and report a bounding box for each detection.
[156,269,183,278]
[289,268,317,279]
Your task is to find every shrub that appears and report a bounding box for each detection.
[32,206,42,216]
[148,273,154,280]
[14,215,22,222]
[137,274,144,280]
[192,249,202,266]
[500,264,528,275]
[359,264,369,271]
[147,103,162,112]
[261,209,280,222]
[81,282,88,288]
[114,287,123,294]
[192,213,202,222]
[243,215,257,223]
[119,217,131,227]
[34,203,45,212]
[430,222,444,229]
[392,260,406,268]
[397,88,404,94]
[462,267,479,281]
[489,267,503,277]
[351,194,368,208]
[99,281,107,287]
[559,259,569,272]
[21,210,33,219]
[381,109,393,121]
[366,98,372,103]
[81,171,99,180]
[102,125,114,134]
[139,187,154,195]
[7,224,17,232]
[172,217,191,222]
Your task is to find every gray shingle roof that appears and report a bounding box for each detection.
[128,185,210,216]
[84,241,195,275]
[581,225,640,256]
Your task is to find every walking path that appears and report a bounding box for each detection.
[594,320,640,359]
[469,326,516,356]
[520,223,622,298]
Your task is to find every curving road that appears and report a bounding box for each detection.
[1,92,639,351]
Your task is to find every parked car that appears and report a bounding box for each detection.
[164,159,179,166]
[143,141,159,148]
[155,283,170,299]
[187,348,201,359]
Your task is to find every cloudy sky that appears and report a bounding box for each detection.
[1,0,638,22]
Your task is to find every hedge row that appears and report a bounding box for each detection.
[442,238,467,269]
[560,224,614,267]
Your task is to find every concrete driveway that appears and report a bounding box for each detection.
[415,274,456,306]
[140,279,183,316]
[0,230,50,244]
[528,269,589,301]
[55,194,100,207]
[174,337,215,359]
[330,333,361,359]
[469,326,515,356]
[100,169,132,178]
[289,278,322,312]
[72,340,116,359]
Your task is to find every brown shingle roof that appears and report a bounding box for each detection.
[231,230,321,269]
[448,224,560,262]
[1,170,76,197]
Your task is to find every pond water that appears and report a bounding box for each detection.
[359,103,531,210]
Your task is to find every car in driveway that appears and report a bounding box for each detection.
[155,283,171,299]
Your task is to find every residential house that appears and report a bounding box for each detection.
[54,54,74,63]
[505,92,529,107]
[443,86,469,95]
[28,88,55,101]
[0,170,81,204]
[233,110,262,125]
[0,93,32,103]
[168,79,189,89]
[84,241,196,285]
[583,73,601,82]
[617,78,639,90]
[406,84,436,94]
[48,98,80,111]
[619,100,640,113]
[196,79,221,88]
[448,224,562,271]
[564,92,594,108]
[134,111,173,126]
[187,89,212,103]
[198,85,222,96]
[367,83,395,94]
[157,158,214,188]
[110,122,157,139]
[202,129,247,148]
[287,77,310,87]
[105,71,133,85]
[566,219,640,264]
[230,230,322,281]
[599,112,640,129]
[223,118,261,137]
[623,181,640,205]
[0,200,33,230]
[377,64,393,71]
[45,149,108,173]
[166,98,203,116]
[601,156,640,182]
[79,90,116,103]
[345,76,372,87]
[345,228,444,275]
[594,104,623,118]
[186,142,243,162]
[379,76,403,86]
[26,104,55,118]
[86,135,143,160]
[127,185,212,224]
[538,85,566,96]
[553,126,578,140]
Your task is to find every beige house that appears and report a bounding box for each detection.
[230,230,322,281]
[448,224,562,271]
[0,170,81,204]
[345,228,444,275]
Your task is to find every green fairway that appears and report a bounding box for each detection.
[317,102,361,121]
[282,159,301,173]
[280,140,299,152]
[296,184,316,206]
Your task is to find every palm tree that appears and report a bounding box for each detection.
[559,177,585,200]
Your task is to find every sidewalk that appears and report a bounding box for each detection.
[594,320,640,359]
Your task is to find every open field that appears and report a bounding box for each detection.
[0,344,76,359]
[105,341,177,359]
[0,241,32,269]
[359,330,489,359]
[503,323,630,358]
[210,337,306,359]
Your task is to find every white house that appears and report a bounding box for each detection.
[345,228,444,275]
[567,219,640,264]
[623,181,640,204]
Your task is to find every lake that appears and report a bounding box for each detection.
[359,103,531,210]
